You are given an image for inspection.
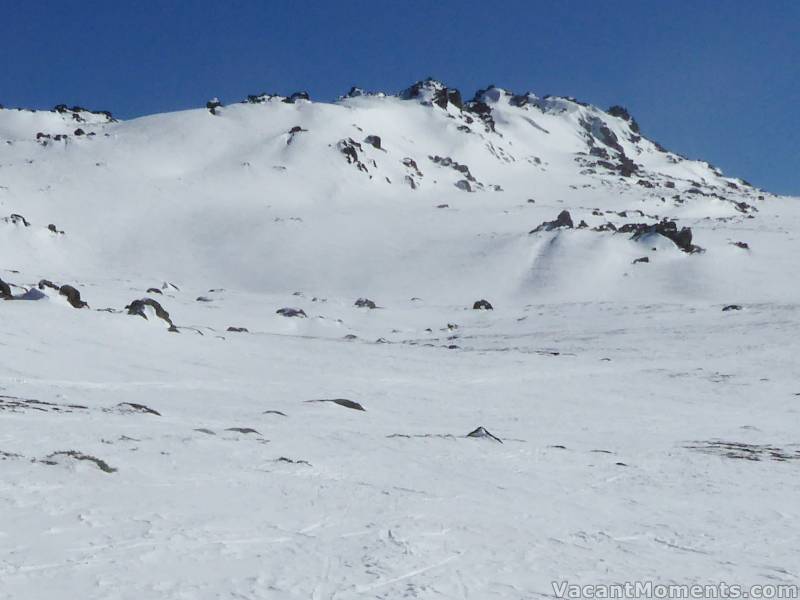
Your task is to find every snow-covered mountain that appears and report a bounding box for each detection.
[1,80,798,598]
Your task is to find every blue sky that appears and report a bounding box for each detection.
[2,1,797,194]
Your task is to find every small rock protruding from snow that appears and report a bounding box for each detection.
[364,135,381,149]
[530,210,574,233]
[722,304,743,312]
[466,426,503,443]
[276,307,307,318]
[354,298,377,309]
[0,278,11,299]
[59,284,88,309]
[206,98,222,115]
[473,299,493,310]
[3,213,30,227]
[125,298,177,331]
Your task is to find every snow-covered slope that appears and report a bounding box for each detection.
[1,81,798,599]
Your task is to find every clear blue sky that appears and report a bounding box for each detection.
[2,1,797,194]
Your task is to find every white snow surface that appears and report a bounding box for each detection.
[1,83,799,598]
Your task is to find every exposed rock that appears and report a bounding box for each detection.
[466,426,503,443]
[473,299,493,310]
[731,241,750,250]
[625,219,701,253]
[206,97,222,115]
[354,298,377,309]
[722,304,742,312]
[364,135,381,149]
[276,307,307,318]
[305,398,365,411]
[607,105,641,133]
[59,284,87,308]
[125,298,177,330]
[530,210,574,233]
[455,179,472,192]
[3,213,30,227]
[112,402,161,416]
[38,279,59,291]
[146,287,163,294]
[336,138,368,172]
[40,450,116,473]
[632,256,650,264]
[47,223,64,234]
[227,326,249,333]
[283,91,310,104]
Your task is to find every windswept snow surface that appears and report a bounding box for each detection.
[1,83,799,598]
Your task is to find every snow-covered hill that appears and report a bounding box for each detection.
[1,81,799,599]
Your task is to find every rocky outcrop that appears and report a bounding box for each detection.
[530,210,574,233]
[125,298,177,331]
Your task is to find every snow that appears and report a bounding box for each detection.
[1,85,798,598]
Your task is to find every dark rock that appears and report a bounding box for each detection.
[227,326,249,333]
[607,105,641,133]
[47,223,64,234]
[305,398,365,411]
[146,287,163,294]
[455,179,472,192]
[206,98,222,115]
[632,256,650,264]
[74,128,85,136]
[59,284,87,308]
[473,299,493,310]
[530,210,574,233]
[337,138,368,172]
[225,427,261,435]
[38,279,59,291]
[577,220,588,229]
[4,213,30,227]
[276,307,307,318]
[283,91,310,103]
[732,241,750,250]
[625,219,701,253]
[354,298,377,309]
[722,305,742,312]
[115,402,161,416]
[0,278,11,298]
[288,125,306,134]
[466,426,503,443]
[196,296,213,302]
[364,135,381,149]
[125,298,176,330]
[40,451,116,473]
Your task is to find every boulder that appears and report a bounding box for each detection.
[473,299,493,310]
[354,298,377,309]
[59,285,87,308]
[530,210,574,233]
[125,298,177,330]
[276,307,307,318]
[364,135,381,149]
